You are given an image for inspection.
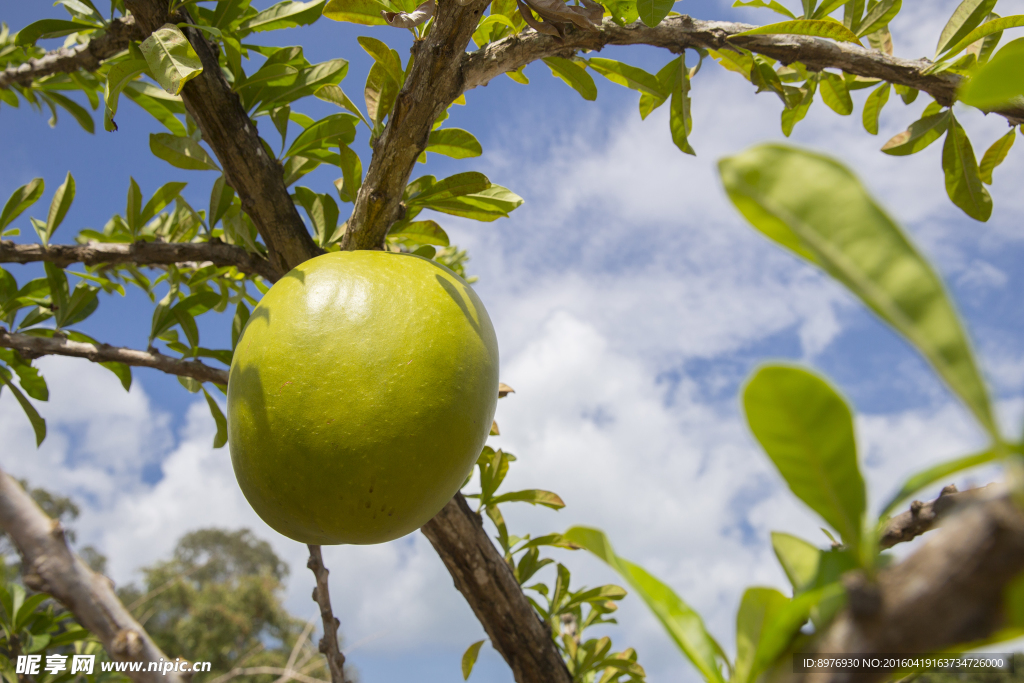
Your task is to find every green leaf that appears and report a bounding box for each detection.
[880,108,950,155]
[0,178,44,231]
[861,81,890,134]
[979,129,1015,184]
[100,361,132,391]
[668,55,695,155]
[732,0,796,19]
[936,0,998,56]
[315,84,370,128]
[743,365,865,549]
[0,349,48,401]
[733,588,790,683]
[735,19,863,44]
[771,532,820,594]
[462,640,486,680]
[488,489,566,509]
[942,113,992,221]
[123,81,188,136]
[45,173,76,246]
[426,128,482,159]
[588,58,665,96]
[564,526,726,683]
[357,36,404,87]
[364,61,400,129]
[285,113,358,157]
[959,38,1024,109]
[856,0,900,38]
[323,0,390,24]
[943,15,1024,58]
[209,176,236,228]
[543,57,598,101]
[638,57,682,119]
[719,143,999,439]
[44,92,95,134]
[408,172,492,204]
[150,133,220,171]
[232,302,251,350]
[809,0,846,18]
[203,388,228,448]
[879,446,999,516]
[388,220,450,245]
[336,145,364,203]
[415,185,524,221]
[781,78,816,137]
[0,368,46,446]
[140,23,203,96]
[103,59,150,132]
[126,177,143,234]
[818,71,853,115]
[239,0,326,32]
[636,0,673,27]
[141,181,188,225]
[14,19,95,45]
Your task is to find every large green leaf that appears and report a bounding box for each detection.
[959,38,1024,108]
[861,81,890,135]
[150,133,220,171]
[285,113,358,157]
[935,0,998,56]
[388,220,449,245]
[543,57,597,101]
[668,55,695,155]
[771,532,820,594]
[323,0,390,24]
[743,365,865,550]
[856,0,900,38]
[735,19,862,44]
[719,144,998,439]
[563,526,727,683]
[942,15,1024,58]
[239,0,326,32]
[818,71,852,115]
[636,0,673,26]
[426,128,482,159]
[0,179,44,231]
[942,113,992,221]
[14,19,96,45]
[733,588,789,683]
[880,107,950,155]
[140,23,204,96]
[104,59,150,132]
[587,58,665,96]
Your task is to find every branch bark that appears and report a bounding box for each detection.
[421,493,573,683]
[808,488,1024,683]
[461,16,1024,126]
[123,0,321,275]
[0,240,280,282]
[305,545,349,683]
[0,468,187,683]
[0,16,142,90]
[879,483,996,549]
[340,0,492,250]
[0,328,229,384]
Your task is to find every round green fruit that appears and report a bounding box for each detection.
[227,251,499,545]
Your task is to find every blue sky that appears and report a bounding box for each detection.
[3,1,1024,682]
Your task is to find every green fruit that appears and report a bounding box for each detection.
[227,251,499,545]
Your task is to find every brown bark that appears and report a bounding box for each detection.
[0,328,229,385]
[878,483,995,549]
[461,17,1024,125]
[306,546,349,683]
[0,16,142,90]
[421,493,573,683]
[808,489,1024,683]
[0,239,280,283]
[0,469,188,683]
[123,0,321,274]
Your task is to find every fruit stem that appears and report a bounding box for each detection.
[306,545,349,683]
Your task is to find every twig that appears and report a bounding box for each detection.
[305,546,348,683]
[879,483,995,549]
[0,468,186,683]
[276,615,319,683]
[461,16,1024,125]
[0,240,280,283]
[0,328,230,385]
[0,16,142,90]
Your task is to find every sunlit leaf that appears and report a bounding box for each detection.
[959,38,1024,108]
[0,179,44,231]
[936,0,998,56]
[979,129,1015,184]
[150,133,220,171]
[140,23,204,96]
[461,640,485,680]
[735,19,863,44]
[942,113,992,221]
[543,57,598,101]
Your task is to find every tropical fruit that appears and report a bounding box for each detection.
[227,251,499,545]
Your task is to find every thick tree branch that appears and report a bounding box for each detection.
[0,16,142,90]
[0,240,280,282]
[421,493,573,683]
[0,329,229,384]
[123,0,321,274]
[462,17,1024,126]
[0,469,187,683]
[808,488,1024,683]
[340,0,492,250]
[305,546,349,683]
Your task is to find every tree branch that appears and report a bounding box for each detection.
[878,483,996,549]
[305,545,349,683]
[808,487,1024,683]
[0,240,280,282]
[421,493,573,683]
[0,468,187,683]
[123,0,321,274]
[340,0,492,250]
[461,16,1024,126]
[0,328,229,385]
[0,16,142,90]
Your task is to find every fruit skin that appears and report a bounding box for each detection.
[227,251,499,545]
